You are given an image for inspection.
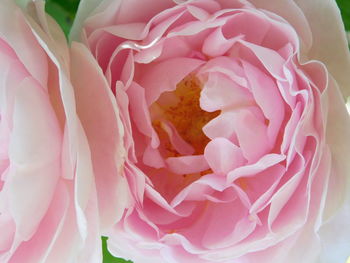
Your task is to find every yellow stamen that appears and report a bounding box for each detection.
[152,75,220,156]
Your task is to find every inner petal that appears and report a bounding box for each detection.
[143,74,221,200]
[151,74,220,156]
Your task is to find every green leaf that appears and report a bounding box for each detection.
[102,237,132,263]
[44,1,73,37]
[47,0,80,15]
[336,0,350,31]
[44,0,79,37]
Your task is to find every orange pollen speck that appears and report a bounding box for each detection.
[152,75,220,156]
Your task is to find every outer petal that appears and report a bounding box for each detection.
[0,0,48,87]
[249,0,350,97]
[70,41,129,230]
[318,202,350,263]
[293,0,350,97]
[317,79,350,262]
[8,77,61,242]
[70,0,175,42]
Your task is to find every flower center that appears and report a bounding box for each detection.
[151,75,220,156]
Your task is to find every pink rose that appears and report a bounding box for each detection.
[0,1,103,262]
[72,0,350,262]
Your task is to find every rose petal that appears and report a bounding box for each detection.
[166,155,209,175]
[204,138,245,175]
[8,77,61,241]
[137,57,205,105]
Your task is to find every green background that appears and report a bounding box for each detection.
[43,0,350,262]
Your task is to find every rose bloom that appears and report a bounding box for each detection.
[0,1,107,262]
[71,0,350,262]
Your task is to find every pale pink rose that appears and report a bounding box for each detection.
[71,0,350,262]
[0,1,103,262]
